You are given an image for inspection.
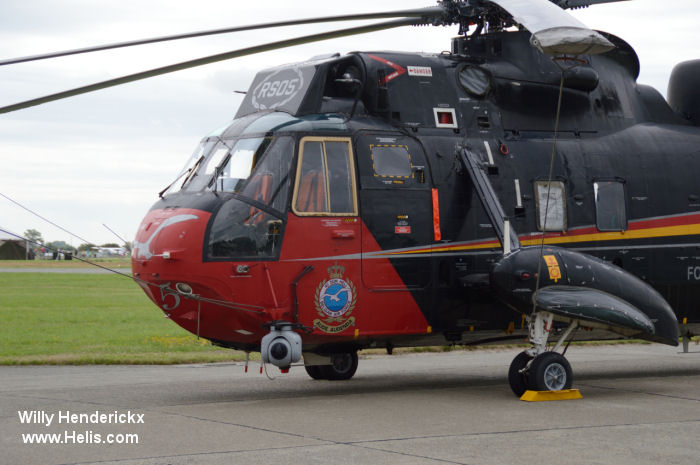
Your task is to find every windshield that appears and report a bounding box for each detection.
[213,137,269,193]
[181,141,232,192]
[178,137,272,193]
[206,136,295,259]
[161,139,216,196]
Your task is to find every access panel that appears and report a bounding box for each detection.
[356,133,434,290]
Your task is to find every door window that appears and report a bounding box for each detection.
[292,137,357,216]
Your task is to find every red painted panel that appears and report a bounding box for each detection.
[132,208,429,349]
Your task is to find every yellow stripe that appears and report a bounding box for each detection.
[379,223,700,257]
[521,223,700,247]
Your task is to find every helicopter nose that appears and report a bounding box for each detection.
[132,208,210,265]
[131,206,274,344]
[132,206,212,310]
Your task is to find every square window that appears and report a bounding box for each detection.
[535,181,567,231]
[371,144,412,177]
[595,181,627,231]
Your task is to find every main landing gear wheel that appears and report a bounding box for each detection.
[322,351,358,380]
[508,313,579,396]
[528,351,572,392]
[304,365,325,380]
[508,351,533,397]
[306,351,358,380]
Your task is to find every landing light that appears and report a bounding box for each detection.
[175,282,193,294]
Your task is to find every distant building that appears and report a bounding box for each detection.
[0,231,29,260]
[90,246,128,258]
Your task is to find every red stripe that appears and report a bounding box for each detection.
[432,188,441,242]
[628,212,700,230]
[367,54,406,85]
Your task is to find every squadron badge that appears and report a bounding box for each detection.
[313,263,356,333]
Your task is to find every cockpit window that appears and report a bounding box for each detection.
[213,137,269,193]
[206,136,295,260]
[182,141,231,192]
[179,137,275,193]
[161,139,216,196]
[238,137,293,212]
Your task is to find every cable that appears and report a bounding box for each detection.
[531,66,567,314]
[0,226,133,278]
[0,188,269,322]
[530,56,588,315]
[263,361,276,380]
[0,225,265,316]
[103,223,129,245]
[0,191,93,245]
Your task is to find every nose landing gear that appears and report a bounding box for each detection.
[508,312,578,397]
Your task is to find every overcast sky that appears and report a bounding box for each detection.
[0,0,698,247]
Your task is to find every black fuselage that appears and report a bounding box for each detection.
[151,28,700,348]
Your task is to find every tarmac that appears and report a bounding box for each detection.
[1,344,699,465]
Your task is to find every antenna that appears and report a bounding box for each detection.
[103,223,129,246]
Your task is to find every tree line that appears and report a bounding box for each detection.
[23,229,130,256]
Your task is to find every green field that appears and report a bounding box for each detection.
[0,258,131,269]
[1,262,696,365]
[0,270,245,365]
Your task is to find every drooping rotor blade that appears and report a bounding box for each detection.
[0,7,443,67]
[558,0,630,8]
[490,0,615,55]
[0,18,420,115]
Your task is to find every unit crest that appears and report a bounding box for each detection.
[313,263,356,333]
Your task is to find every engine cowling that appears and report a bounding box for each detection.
[668,59,700,126]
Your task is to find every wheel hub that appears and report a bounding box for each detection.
[543,362,567,391]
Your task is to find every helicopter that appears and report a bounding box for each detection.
[1,0,699,396]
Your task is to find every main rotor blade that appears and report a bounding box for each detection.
[559,0,630,8]
[0,7,442,67]
[490,0,615,55]
[0,18,420,115]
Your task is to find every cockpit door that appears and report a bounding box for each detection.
[287,136,362,333]
[356,133,434,290]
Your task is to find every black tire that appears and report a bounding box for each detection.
[527,351,573,392]
[304,365,326,380]
[320,351,358,381]
[508,351,533,397]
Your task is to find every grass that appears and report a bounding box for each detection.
[1,265,697,365]
[0,258,132,269]
[0,272,245,365]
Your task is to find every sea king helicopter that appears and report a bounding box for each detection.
[2,0,699,395]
